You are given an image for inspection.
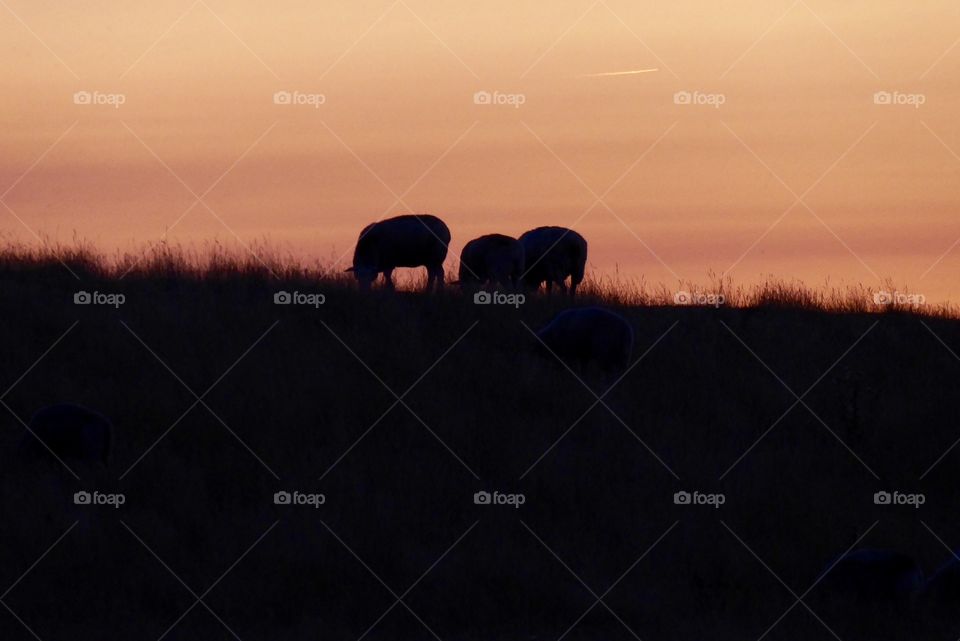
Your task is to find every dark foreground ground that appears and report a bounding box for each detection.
[1,257,959,640]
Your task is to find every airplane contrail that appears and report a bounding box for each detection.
[580,68,659,77]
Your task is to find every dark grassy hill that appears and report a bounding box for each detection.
[1,247,958,640]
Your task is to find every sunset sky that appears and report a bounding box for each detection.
[2,1,959,300]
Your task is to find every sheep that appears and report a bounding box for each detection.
[20,403,112,468]
[535,307,634,375]
[458,234,525,289]
[519,226,587,295]
[347,214,450,291]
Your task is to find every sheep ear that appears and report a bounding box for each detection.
[344,267,354,272]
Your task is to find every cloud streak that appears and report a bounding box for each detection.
[579,68,659,77]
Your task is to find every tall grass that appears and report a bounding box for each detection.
[1,240,953,317]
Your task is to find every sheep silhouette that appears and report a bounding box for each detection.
[519,226,587,296]
[346,214,450,292]
[921,555,960,629]
[20,403,112,468]
[816,548,923,606]
[458,234,524,289]
[811,548,924,637]
[535,307,634,375]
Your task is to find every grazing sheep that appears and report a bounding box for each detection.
[922,556,960,610]
[20,403,112,468]
[519,226,587,295]
[458,234,525,289]
[347,214,450,291]
[817,548,923,605]
[535,307,634,375]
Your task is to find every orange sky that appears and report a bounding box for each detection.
[2,1,959,300]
